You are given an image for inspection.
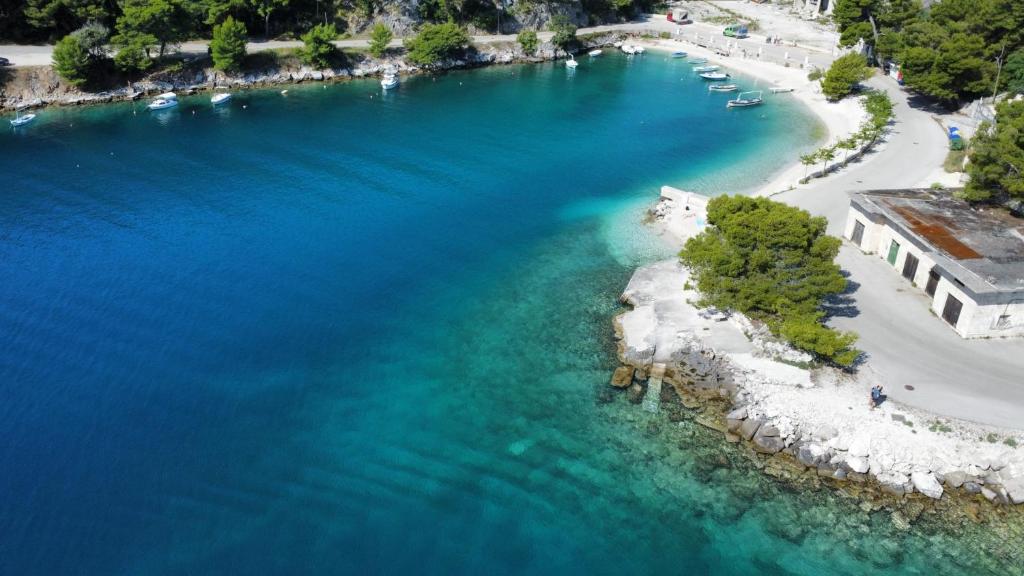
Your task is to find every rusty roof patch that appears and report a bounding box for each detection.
[889,205,982,260]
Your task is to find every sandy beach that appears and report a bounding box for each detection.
[639,38,866,197]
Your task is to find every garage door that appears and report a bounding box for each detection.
[942,294,963,327]
[902,253,919,281]
[887,239,900,265]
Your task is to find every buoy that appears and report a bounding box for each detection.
[242,104,247,109]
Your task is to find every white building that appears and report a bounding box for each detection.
[797,0,834,16]
[845,189,1024,338]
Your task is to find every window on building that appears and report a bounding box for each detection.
[886,239,900,265]
[925,269,940,297]
[851,220,865,247]
[902,252,919,281]
[942,294,963,327]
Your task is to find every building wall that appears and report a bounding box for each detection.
[843,205,1024,339]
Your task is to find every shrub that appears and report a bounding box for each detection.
[821,53,871,101]
[300,23,337,68]
[112,30,156,73]
[517,29,538,55]
[71,21,109,59]
[52,34,91,86]
[210,16,248,72]
[679,195,859,366]
[807,68,824,81]
[549,15,576,50]
[369,23,393,58]
[404,22,470,65]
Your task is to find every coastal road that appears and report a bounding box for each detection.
[0,14,834,68]
[777,77,1024,429]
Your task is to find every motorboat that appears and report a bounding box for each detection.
[634,46,645,54]
[727,90,764,108]
[155,92,177,101]
[147,97,178,110]
[566,54,578,68]
[708,83,738,92]
[693,65,720,72]
[699,72,730,80]
[589,49,602,57]
[770,87,795,93]
[671,51,687,58]
[211,92,232,105]
[10,107,36,127]
[621,44,637,55]
[688,58,707,65]
[381,71,399,89]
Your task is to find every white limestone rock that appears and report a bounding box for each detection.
[911,472,944,499]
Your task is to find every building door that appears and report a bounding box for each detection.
[886,239,900,265]
[851,221,865,247]
[925,269,940,297]
[902,253,919,281]
[942,294,963,327]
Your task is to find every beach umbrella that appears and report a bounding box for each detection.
[804,55,810,67]
[784,51,790,61]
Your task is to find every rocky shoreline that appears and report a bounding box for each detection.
[610,187,1024,513]
[1,33,627,113]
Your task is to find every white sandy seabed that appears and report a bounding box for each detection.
[612,60,1024,505]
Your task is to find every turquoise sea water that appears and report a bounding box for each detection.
[1,54,1021,575]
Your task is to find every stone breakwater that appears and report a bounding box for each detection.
[611,189,1024,508]
[1,33,628,112]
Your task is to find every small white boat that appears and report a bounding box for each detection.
[708,83,738,92]
[147,98,178,111]
[634,46,645,54]
[671,51,687,58]
[588,49,602,57]
[211,92,232,105]
[770,87,795,94]
[155,92,177,101]
[10,108,36,127]
[621,44,637,55]
[381,72,399,90]
[566,54,578,68]
[700,72,730,80]
[613,41,623,48]
[693,65,720,73]
[727,90,764,108]
[688,58,708,65]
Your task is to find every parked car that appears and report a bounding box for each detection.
[723,25,749,39]
[667,10,692,24]
[0,57,10,66]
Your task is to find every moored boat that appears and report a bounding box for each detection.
[688,58,707,65]
[693,65,719,73]
[566,54,578,68]
[589,49,602,57]
[147,98,178,111]
[211,92,232,105]
[10,107,36,127]
[381,71,399,90]
[708,83,738,92]
[155,92,177,101]
[699,72,730,80]
[770,87,795,93]
[671,51,687,58]
[727,90,764,108]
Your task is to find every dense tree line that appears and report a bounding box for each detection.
[834,0,1024,105]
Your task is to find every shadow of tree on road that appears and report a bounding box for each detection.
[823,270,860,319]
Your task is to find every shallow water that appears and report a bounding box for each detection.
[1,54,1021,575]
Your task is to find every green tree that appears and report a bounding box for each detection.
[25,0,107,36]
[819,146,837,171]
[678,195,858,366]
[71,20,109,58]
[52,33,91,86]
[250,0,288,38]
[800,153,817,178]
[112,30,157,72]
[114,0,194,58]
[899,33,995,104]
[1004,48,1024,95]
[210,15,247,71]
[549,15,576,51]
[300,22,337,68]
[517,29,538,55]
[837,136,859,162]
[964,100,1024,201]
[833,0,921,61]
[820,53,871,100]
[863,90,893,128]
[404,22,470,65]
[369,22,393,58]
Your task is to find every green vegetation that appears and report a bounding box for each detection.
[251,0,290,38]
[679,196,860,367]
[834,0,1024,105]
[517,30,538,55]
[52,33,91,86]
[820,53,871,101]
[211,16,248,71]
[963,99,1024,202]
[549,15,577,51]
[807,68,824,82]
[404,22,470,66]
[944,147,967,173]
[369,23,393,58]
[300,22,337,68]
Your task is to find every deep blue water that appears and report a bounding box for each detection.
[1,55,1019,575]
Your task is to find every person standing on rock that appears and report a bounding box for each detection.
[869,385,884,409]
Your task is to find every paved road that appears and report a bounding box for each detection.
[777,77,1024,429]
[0,14,835,68]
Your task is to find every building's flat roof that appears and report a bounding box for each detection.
[851,189,1024,295]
